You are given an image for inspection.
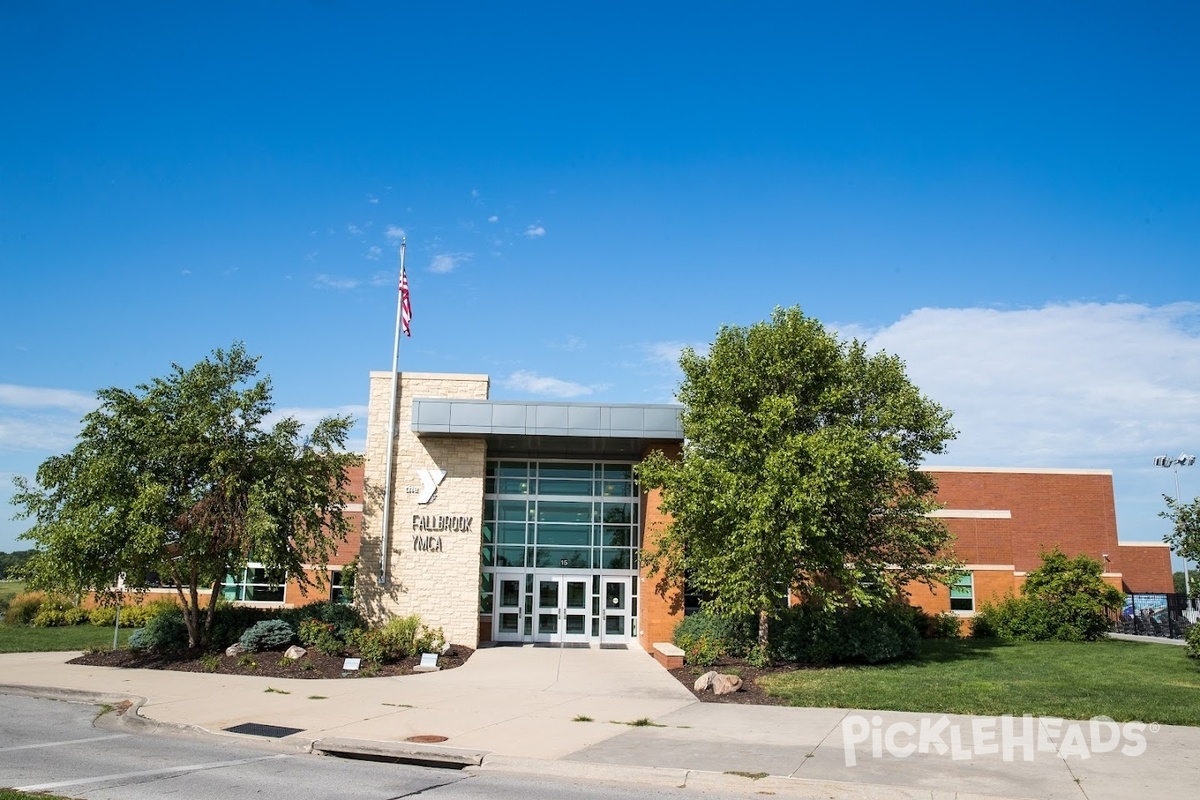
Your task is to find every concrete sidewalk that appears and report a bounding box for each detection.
[2,646,1196,799]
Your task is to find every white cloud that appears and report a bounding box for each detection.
[642,340,708,367]
[549,335,585,352]
[849,302,1200,542]
[385,225,405,242]
[429,253,470,274]
[503,371,594,399]
[487,215,499,223]
[367,195,379,204]
[347,224,364,236]
[0,385,96,413]
[0,385,95,453]
[314,274,360,290]
[366,245,382,260]
[471,189,480,199]
[524,224,546,239]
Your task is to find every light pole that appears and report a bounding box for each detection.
[1156,453,1197,603]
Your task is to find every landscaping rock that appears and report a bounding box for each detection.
[693,670,719,691]
[712,673,744,695]
[284,645,307,660]
[225,643,245,657]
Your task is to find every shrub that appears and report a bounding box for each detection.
[131,608,189,653]
[673,611,755,666]
[208,604,277,650]
[910,608,961,639]
[32,608,68,627]
[973,550,1123,643]
[414,624,446,655]
[381,615,422,658]
[771,604,921,665]
[200,653,222,672]
[356,629,396,664]
[238,620,295,652]
[298,618,344,656]
[282,601,366,641]
[89,606,118,626]
[1187,624,1200,660]
[6,591,53,625]
[119,598,180,629]
[62,607,88,626]
[969,609,999,639]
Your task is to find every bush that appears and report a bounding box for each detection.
[1186,624,1200,660]
[415,624,446,655]
[673,611,755,666]
[130,608,189,653]
[771,604,921,665]
[32,608,68,627]
[381,615,422,658]
[207,604,277,650]
[969,610,999,639]
[89,606,118,626]
[355,629,395,664]
[298,618,344,656]
[5,591,63,625]
[972,549,1123,643]
[282,601,366,641]
[62,607,88,626]
[912,608,961,639]
[238,620,295,652]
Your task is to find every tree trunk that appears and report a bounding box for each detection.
[757,608,770,650]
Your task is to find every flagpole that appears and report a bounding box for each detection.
[379,238,407,586]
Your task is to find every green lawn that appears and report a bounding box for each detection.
[758,638,1200,726]
[0,623,134,654]
[0,580,26,607]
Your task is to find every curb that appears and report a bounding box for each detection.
[473,756,1035,799]
[313,736,486,768]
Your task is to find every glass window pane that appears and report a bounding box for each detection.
[499,613,519,633]
[480,594,493,613]
[538,478,593,496]
[538,580,558,608]
[480,546,494,566]
[606,615,625,635]
[495,522,526,544]
[497,500,528,521]
[536,523,590,546]
[498,477,531,494]
[603,464,633,480]
[483,501,495,519]
[602,549,632,570]
[496,461,528,477]
[536,547,590,569]
[247,585,285,602]
[538,614,558,634]
[950,597,973,611]
[601,503,632,524]
[495,546,525,568]
[481,573,493,593]
[499,579,520,607]
[566,581,587,608]
[603,526,632,547]
[539,463,593,479]
[565,614,585,634]
[599,480,631,497]
[481,522,495,544]
[537,501,593,524]
[485,477,496,494]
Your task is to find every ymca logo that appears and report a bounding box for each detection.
[416,468,446,504]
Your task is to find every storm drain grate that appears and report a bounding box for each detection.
[224,722,305,738]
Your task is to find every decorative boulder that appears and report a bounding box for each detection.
[712,673,744,695]
[284,645,307,660]
[694,670,719,691]
[225,642,245,657]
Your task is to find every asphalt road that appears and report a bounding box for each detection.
[0,694,752,800]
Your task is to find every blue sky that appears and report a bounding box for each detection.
[2,2,1199,557]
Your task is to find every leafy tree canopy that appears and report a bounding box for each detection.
[11,343,359,648]
[637,306,958,646]
[1162,495,1200,566]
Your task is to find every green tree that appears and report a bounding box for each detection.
[1162,496,1200,590]
[637,306,958,649]
[11,344,358,649]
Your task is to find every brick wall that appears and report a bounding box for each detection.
[637,442,685,648]
[1116,543,1174,593]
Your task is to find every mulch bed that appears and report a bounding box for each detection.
[69,645,473,679]
[668,656,805,705]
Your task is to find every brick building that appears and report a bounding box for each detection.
[347,371,1173,650]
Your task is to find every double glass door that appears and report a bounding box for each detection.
[492,572,634,645]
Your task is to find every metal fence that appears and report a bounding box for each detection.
[1116,593,1194,639]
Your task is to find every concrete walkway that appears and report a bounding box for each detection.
[2,646,1197,799]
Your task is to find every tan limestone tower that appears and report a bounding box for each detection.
[357,372,489,648]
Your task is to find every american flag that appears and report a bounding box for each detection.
[399,263,412,337]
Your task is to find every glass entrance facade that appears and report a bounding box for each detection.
[481,459,639,643]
